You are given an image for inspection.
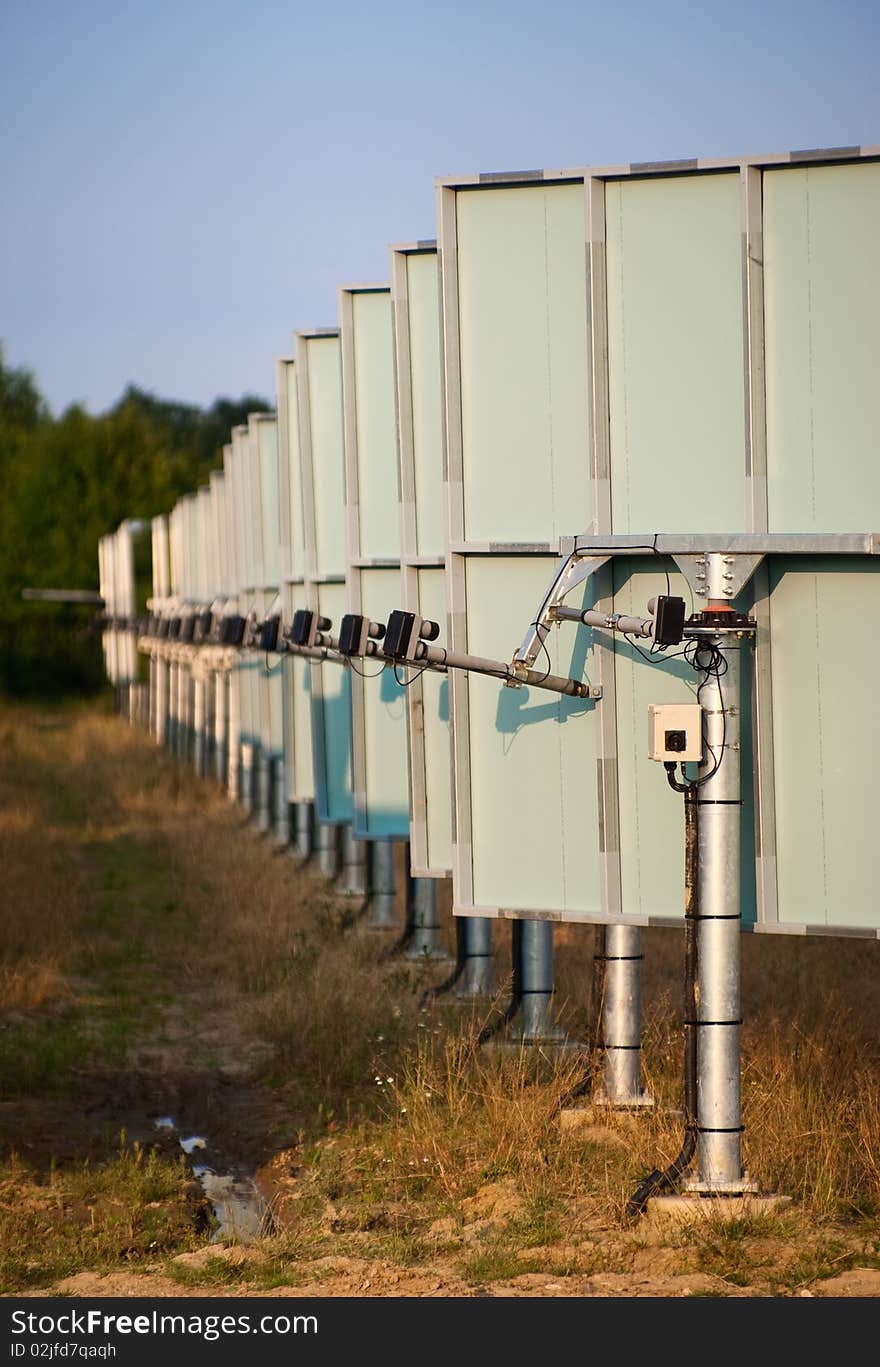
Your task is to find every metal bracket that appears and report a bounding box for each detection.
[672,551,765,601]
[513,552,610,672]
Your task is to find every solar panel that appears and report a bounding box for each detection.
[391,243,451,875]
[339,285,410,839]
[294,330,354,824]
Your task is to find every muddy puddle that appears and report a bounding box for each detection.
[153,1115,271,1243]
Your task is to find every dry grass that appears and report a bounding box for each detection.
[1,699,880,1296]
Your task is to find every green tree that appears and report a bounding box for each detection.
[0,348,270,696]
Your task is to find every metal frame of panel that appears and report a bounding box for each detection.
[249,411,284,762]
[391,241,452,876]
[276,355,315,804]
[437,146,880,937]
[294,328,354,824]
[339,282,411,840]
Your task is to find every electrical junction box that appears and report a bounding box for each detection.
[648,703,703,762]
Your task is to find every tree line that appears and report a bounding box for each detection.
[0,346,269,696]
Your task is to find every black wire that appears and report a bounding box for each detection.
[346,656,388,680]
[393,662,430,688]
[685,640,729,789]
[527,621,554,685]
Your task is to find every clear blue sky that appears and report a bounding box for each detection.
[1,0,877,415]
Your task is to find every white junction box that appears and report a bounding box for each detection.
[647,703,703,762]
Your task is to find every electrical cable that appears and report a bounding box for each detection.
[392,662,430,688]
[527,621,554,685]
[346,656,388,680]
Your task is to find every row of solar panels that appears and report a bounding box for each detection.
[100,147,880,937]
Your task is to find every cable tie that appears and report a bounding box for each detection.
[683,1018,743,1028]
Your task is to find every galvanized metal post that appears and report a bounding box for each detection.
[368,838,396,928]
[239,741,254,813]
[597,924,650,1106]
[519,920,564,1041]
[148,656,157,739]
[178,665,191,762]
[193,677,206,776]
[227,672,241,803]
[340,824,369,898]
[455,917,494,998]
[686,628,749,1192]
[315,821,339,880]
[294,801,314,861]
[274,761,289,844]
[255,747,271,832]
[155,657,168,747]
[214,671,227,785]
[203,672,214,777]
[404,878,449,960]
[167,660,177,753]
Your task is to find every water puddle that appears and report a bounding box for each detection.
[153,1116,269,1243]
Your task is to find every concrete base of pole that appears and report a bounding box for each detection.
[403,879,452,961]
[645,1191,786,1229]
[293,802,313,862]
[367,838,396,928]
[339,826,370,898]
[315,822,339,880]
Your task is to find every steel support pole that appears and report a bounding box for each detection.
[404,878,449,960]
[148,657,157,738]
[193,678,206,777]
[226,673,240,804]
[214,672,227,786]
[239,742,255,813]
[294,801,314,861]
[686,630,748,1193]
[455,917,494,998]
[368,838,396,928]
[273,760,289,844]
[315,821,339,880]
[178,667,190,762]
[340,824,370,897]
[167,661,177,753]
[155,658,168,747]
[597,924,651,1106]
[518,920,564,1041]
[255,748,271,831]
[203,674,214,778]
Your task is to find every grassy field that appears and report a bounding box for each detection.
[1,700,879,1297]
